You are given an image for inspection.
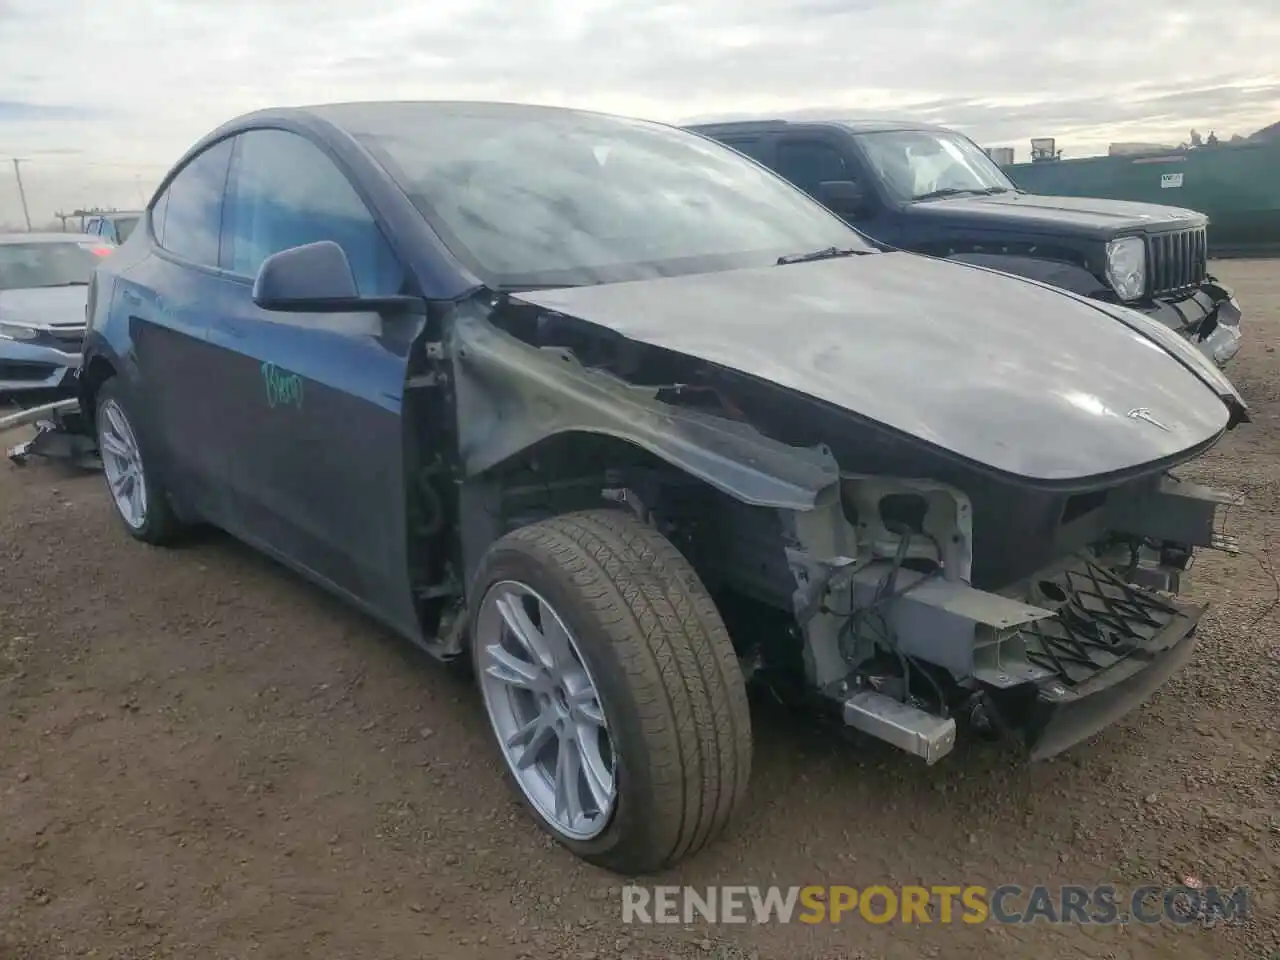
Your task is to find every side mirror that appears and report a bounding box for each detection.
[816,179,871,218]
[252,240,422,315]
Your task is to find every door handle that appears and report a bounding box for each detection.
[217,319,248,339]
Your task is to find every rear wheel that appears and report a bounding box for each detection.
[470,508,753,874]
[95,378,182,545]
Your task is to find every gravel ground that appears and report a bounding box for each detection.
[2,260,1277,960]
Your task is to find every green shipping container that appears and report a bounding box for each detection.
[1005,138,1280,257]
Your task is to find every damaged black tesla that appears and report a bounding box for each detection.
[81,101,1248,874]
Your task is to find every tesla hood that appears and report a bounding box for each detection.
[513,252,1233,483]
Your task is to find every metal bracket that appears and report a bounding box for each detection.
[3,399,100,470]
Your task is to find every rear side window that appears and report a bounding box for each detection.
[775,139,853,197]
[114,216,140,243]
[153,138,234,267]
[223,128,405,296]
[717,137,771,165]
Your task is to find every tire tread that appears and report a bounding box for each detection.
[494,507,752,871]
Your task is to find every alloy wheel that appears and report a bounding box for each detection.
[475,580,617,841]
[97,398,148,530]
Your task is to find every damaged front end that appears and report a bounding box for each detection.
[436,290,1240,765]
[781,471,1235,763]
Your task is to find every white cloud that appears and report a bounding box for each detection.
[0,0,1276,226]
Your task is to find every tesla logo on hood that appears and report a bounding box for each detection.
[1126,407,1171,432]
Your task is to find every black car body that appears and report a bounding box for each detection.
[687,119,1243,366]
[81,102,1246,874]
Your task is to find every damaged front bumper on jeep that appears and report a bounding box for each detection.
[1142,279,1243,368]
[785,474,1238,763]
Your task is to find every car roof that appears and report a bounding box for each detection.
[209,100,676,144]
[303,99,634,125]
[98,211,142,220]
[685,118,955,136]
[0,231,102,244]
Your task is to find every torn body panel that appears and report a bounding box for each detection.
[438,296,1237,765]
[448,299,839,510]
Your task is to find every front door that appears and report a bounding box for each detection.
[207,128,422,635]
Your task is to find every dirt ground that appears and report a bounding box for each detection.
[2,260,1278,960]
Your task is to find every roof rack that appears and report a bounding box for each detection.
[684,119,793,132]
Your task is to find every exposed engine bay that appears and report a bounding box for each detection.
[401,275,1243,763]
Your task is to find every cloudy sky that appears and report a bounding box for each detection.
[1,0,1277,227]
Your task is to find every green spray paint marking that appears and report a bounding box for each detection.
[262,362,304,409]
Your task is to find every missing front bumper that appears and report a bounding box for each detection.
[1025,612,1201,760]
[1004,561,1207,760]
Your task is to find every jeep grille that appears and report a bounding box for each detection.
[1148,227,1207,297]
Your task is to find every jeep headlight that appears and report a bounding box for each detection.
[0,321,38,341]
[1105,236,1146,301]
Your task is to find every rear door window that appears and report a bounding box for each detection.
[717,136,773,166]
[153,138,234,267]
[775,139,855,198]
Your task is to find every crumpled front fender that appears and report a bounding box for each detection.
[448,303,840,512]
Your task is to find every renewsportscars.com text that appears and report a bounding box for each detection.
[621,884,1250,926]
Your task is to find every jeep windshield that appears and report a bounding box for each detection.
[349,105,872,289]
[853,128,1018,204]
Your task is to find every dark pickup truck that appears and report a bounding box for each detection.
[687,119,1243,367]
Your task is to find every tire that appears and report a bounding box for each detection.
[469,508,752,874]
[95,377,182,545]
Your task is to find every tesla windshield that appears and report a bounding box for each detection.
[346,104,871,287]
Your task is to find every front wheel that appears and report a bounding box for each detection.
[470,508,753,874]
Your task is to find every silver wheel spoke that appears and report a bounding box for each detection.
[510,713,556,767]
[537,600,579,673]
[476,580,617,841]
[576,735,614,813]
[127,478,145,521]
[104,404,129,443]
[553,733,584,826]
[483,643,542,691]
[496,591,553,668]
[99,430,129,459]
[570,689,605,727]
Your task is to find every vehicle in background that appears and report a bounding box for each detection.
[0,232,113,401]
[83,211,143,246]
[687,119,1243,367]
[83,102,1245,874]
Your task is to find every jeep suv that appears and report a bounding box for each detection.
[687,119,1242,366]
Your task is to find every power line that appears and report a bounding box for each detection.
[9,158,32,231]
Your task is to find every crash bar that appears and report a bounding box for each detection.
[0,398,79,432]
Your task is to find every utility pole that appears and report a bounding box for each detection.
[11,158,32,231]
